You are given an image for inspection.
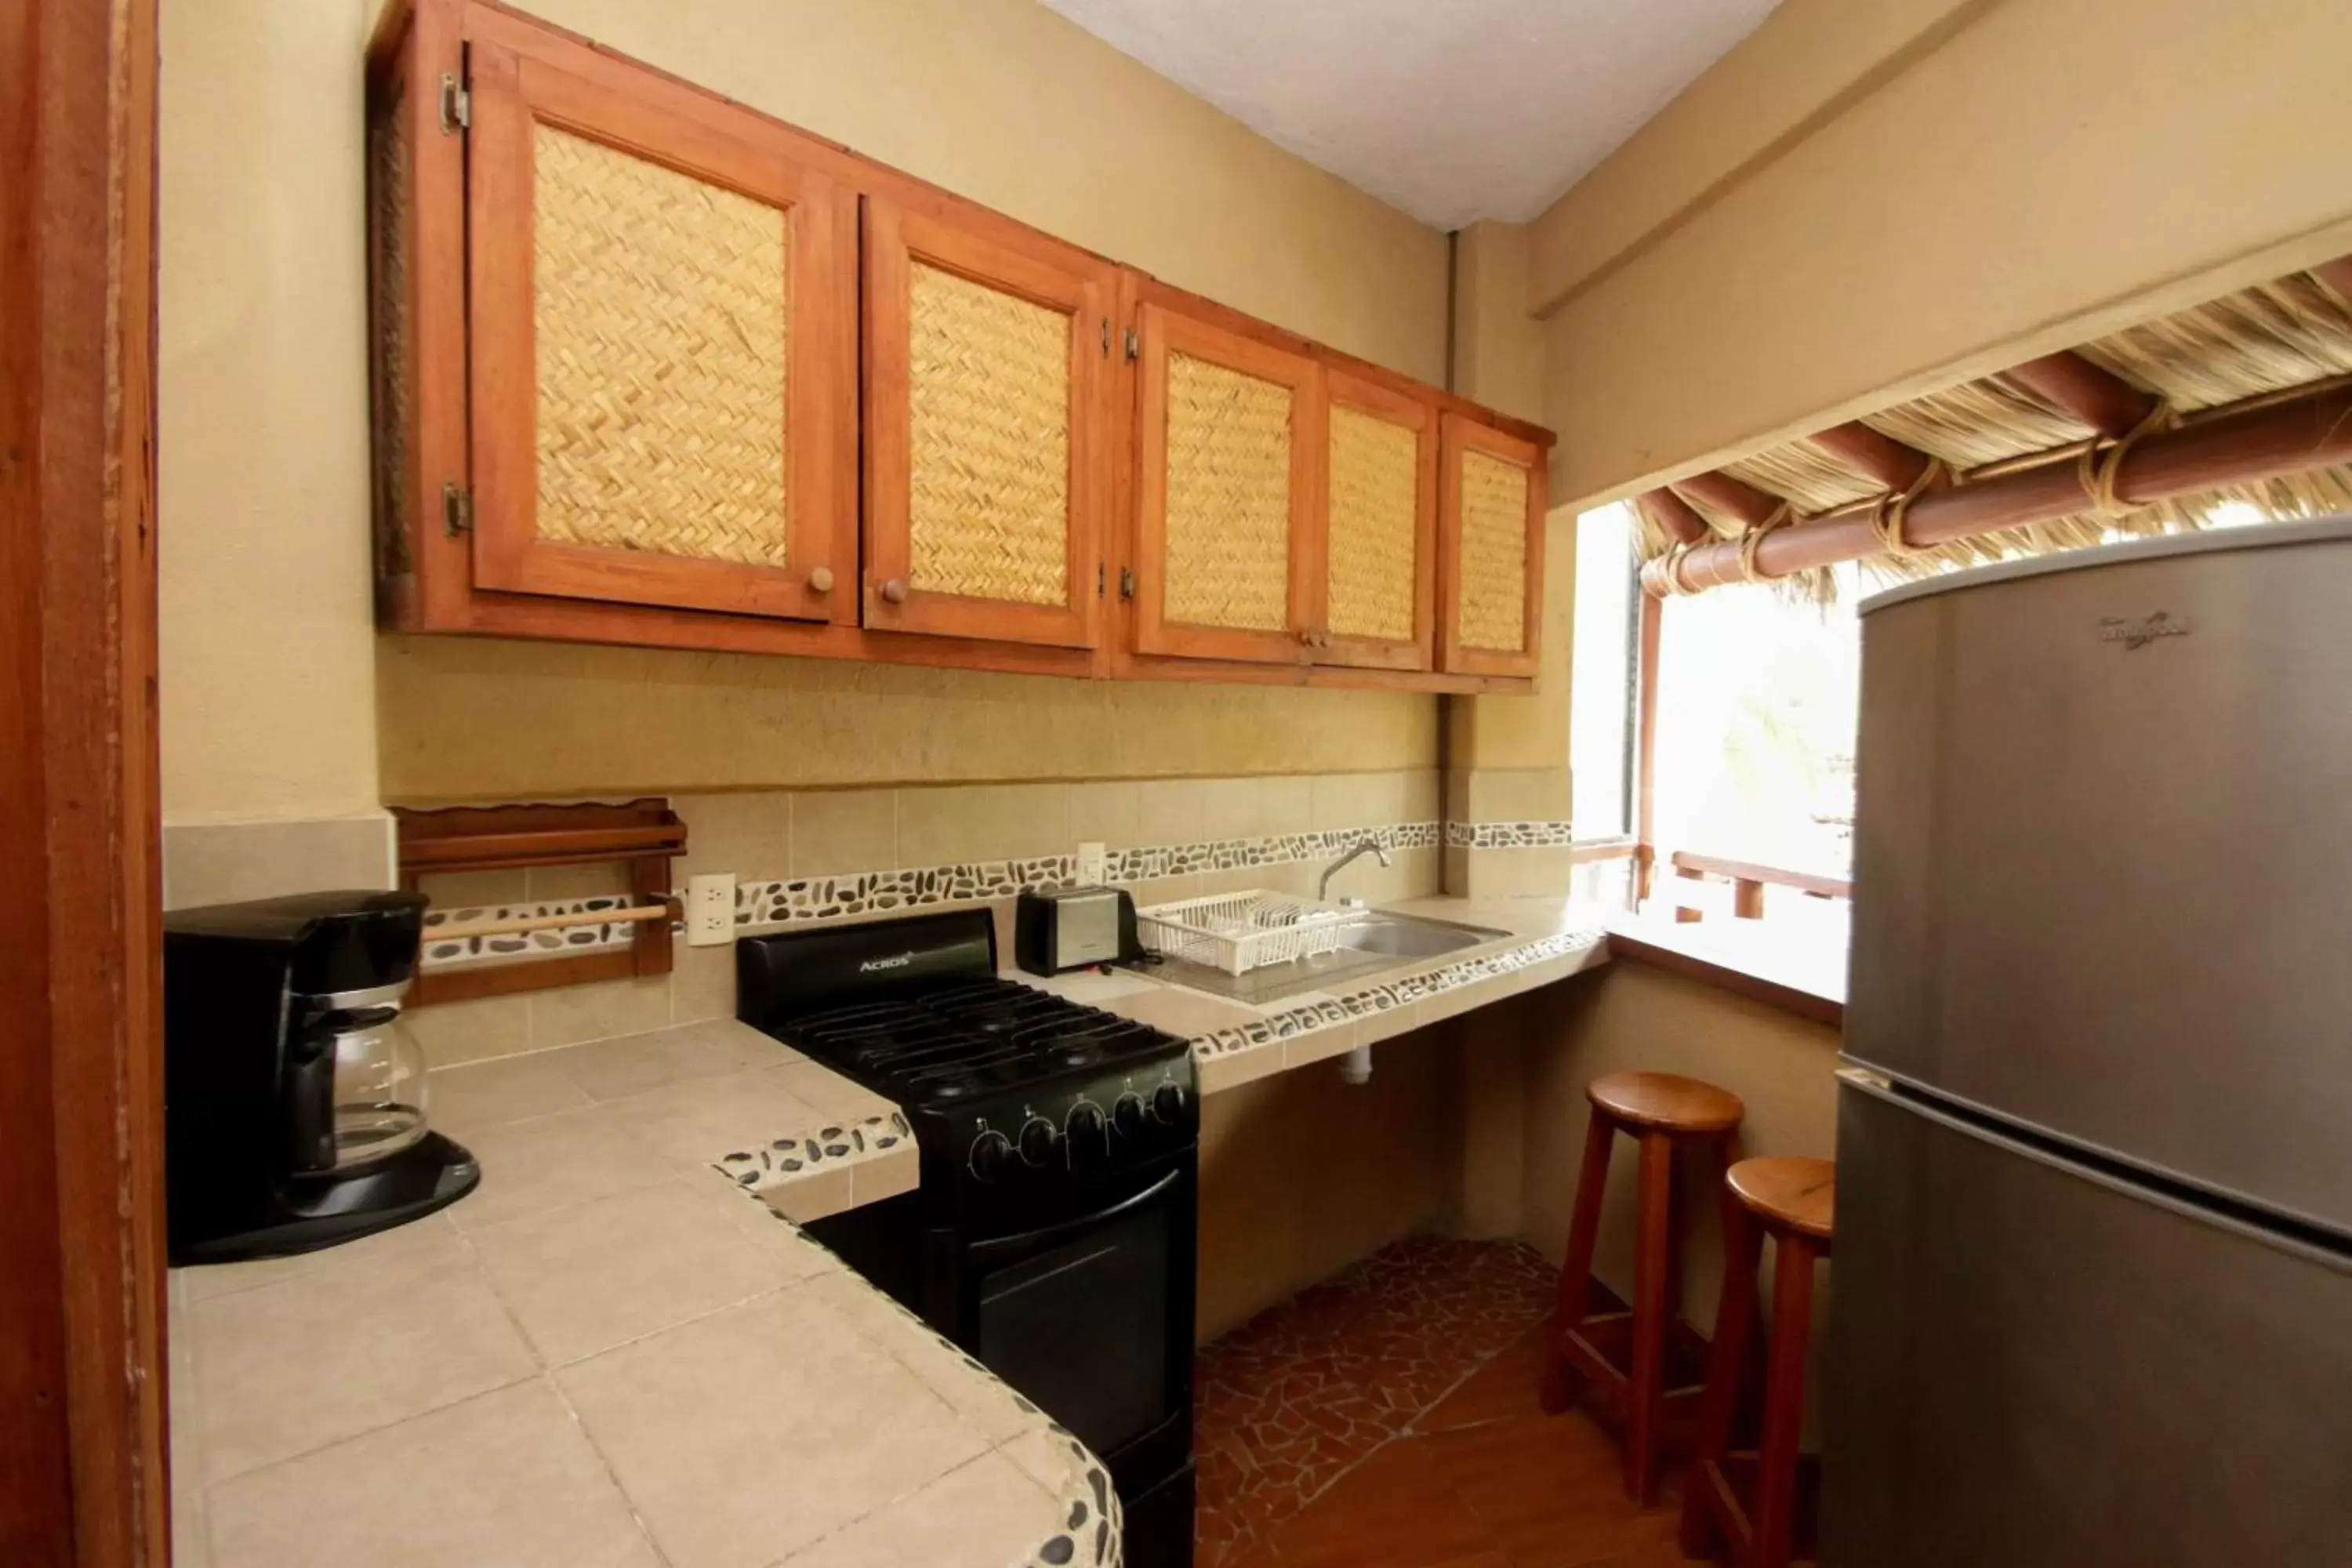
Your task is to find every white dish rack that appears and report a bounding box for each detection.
[1134,890,1365,977]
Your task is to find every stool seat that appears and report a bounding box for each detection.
[1586,1070,1744,1134]
[1728,1155,1835,1240]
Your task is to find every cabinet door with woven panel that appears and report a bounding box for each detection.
[1134,303,1322,664]
[464,44,856,621]
[1437,414,1547,677]
[863,198,1114,648]
[1317,371,1437,671]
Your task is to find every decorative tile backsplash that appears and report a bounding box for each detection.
[1444,819,1576,849]
[419,895,642,971]
[734,821,1443,930]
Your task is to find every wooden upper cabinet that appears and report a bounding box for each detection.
[862,196,1114,648]
[1437,413,1548,678]
[1316,372,1437,671]
[1134,301,1322,665]
[463,42,857,621]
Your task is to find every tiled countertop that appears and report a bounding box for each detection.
[169,898,1604,1568]
[168,1019,1117,1568]
[710,895,1610,1217]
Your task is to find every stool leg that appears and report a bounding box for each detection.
[1541,1110,1616,1413]
[1679,1189,1762,1559]
[1624,1127,1675,1505]
[1752,1233,1820,1568]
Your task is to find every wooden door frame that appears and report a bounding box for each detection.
[1,0,172,1563]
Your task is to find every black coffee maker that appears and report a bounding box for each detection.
[162,889,479,1264]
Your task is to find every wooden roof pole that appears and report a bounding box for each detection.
[1643,379,2352,593]
[1637,487,1711,545]
[1671,470,1783,530]
[2002,351,2161,437]
[1806,422,1934,490]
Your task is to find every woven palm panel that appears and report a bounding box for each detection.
[1457,450,1529,651]
[1326,405,1419,642]
[368,104,410,575]
[532,125,789,566]
[1163,351,1294,631]
[906,262,1070,605]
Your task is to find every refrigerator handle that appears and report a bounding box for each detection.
[1837,1069,2352,1271]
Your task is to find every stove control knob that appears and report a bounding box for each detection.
[1111,1094,1147,1139]
[1149,1082,1186,1126]
[1018,1116,1060,1167]
[967,1130,1013,1183]
[1065,1102,1109,1169]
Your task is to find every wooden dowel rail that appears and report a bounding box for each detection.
[425,901,678,942]
[1670,853,1852,923]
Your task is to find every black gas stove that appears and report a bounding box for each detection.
[738,909,1198,1568]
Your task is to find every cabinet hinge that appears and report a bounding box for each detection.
[1119,566,1136,601]
[1101,319,1112,358]
[1123,328,1140,361]
[439,73,471,134]
[441,481,474,537]
[1096,561,1106,597]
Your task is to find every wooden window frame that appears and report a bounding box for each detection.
[1437,413,1548,678]
[1131,300,1323,666]
[1315,368,1437,673]
[862,194,1113,648]
[465,42,858,622]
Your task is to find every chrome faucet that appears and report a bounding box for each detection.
[1319,837,1393,904]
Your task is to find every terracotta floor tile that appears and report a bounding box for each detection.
[1418,1321,1555,1433]
[1424,1410,1683,1568]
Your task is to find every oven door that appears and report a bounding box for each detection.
[961,1150,1196,1476]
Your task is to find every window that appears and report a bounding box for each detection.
[1568,502,1641,844]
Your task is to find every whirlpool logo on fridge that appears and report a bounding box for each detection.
[2098,610,2192,650]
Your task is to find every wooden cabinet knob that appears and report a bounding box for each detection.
[807,566,834,593]
[880,579,909,605]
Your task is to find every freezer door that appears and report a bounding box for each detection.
[1849,531,2352,1233]
[1824,1076,2352,1568]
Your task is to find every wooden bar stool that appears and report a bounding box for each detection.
[1541,1070,1744,1505]
[1681,1156,1835,1568]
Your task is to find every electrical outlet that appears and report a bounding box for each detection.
[1075,840,1107,887]
[685,873,737,946]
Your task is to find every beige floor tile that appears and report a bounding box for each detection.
[1260,775,1315,834]
[668,939,737,1023]
[191,1225,534,1482]
[178,1212,459,1302]
[557,1287,991,1568]
[1067,779,1140,848]
[425,1051,593,1138]
[470,1179,833,1365]
[554,1018,794,1102]
[1132,779,1202,848]
[895,781,1070,866]
[1196,776,1265,841]
[1105,985,1265,1043]
[770,1059,895,1123]
[171,1487,212,1568]
[401,991,533,1071]
[444,1105,675,1231]
[1196,1042,1284,1095]
[205,1381,658,1568]
[762,1161,855,1224]
[781,1450,1059,1568]
[675,789,794,884]
[529,973,674,1051]
[788,788,895,877]
[848,1146,920,1205]
[599,1065,830,1180]
[801,1272,1048,1446]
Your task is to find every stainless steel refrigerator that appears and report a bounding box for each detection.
[1825,517,2352,1566]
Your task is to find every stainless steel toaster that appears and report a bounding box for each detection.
[1014,887,1142,976]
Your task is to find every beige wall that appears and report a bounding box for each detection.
[158,0,1457,842]
[160,0,383,825]
[1534,0,2352,506]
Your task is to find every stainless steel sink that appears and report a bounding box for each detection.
[1140,910,1509,1004]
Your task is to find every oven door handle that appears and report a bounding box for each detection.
[968,1166,1182,1261]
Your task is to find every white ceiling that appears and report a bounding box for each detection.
[1039,0,1781,230]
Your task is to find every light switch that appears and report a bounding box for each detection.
[685,873,737,946]
[1076,841,1107,887]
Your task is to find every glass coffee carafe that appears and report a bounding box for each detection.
[321,1006,430,1168]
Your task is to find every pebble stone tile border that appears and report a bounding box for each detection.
[1188,926,1605,1058]
[731,821,1445,930]
[417,895,641,971]
[1444,819,1577,849]
[711,1110,911,1192]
